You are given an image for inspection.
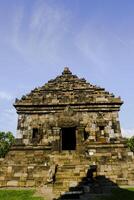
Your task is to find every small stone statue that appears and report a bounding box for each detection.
[47,164,58,184]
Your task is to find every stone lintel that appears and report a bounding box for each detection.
[14,103,122,114]
[14,101,123,107]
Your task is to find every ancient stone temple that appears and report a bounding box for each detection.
[15,67,123,146]
[0,67,134,198]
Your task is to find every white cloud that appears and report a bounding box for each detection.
[75,21,134,74]
[0,91,13,101]
[121,128,134,138]
[11,0,70,65]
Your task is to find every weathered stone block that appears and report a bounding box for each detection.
[116,179,128,185]
[7,180,19,187]
[0,177,5,181]
[7,166,12,174]
[26,180,35,187]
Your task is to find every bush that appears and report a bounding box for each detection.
[0,131,15,158]
[127,136,134,152]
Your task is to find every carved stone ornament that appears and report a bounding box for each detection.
[57,106,79,128]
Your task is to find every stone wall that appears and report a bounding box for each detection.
[0,143,134,188]
[16,110,121,147]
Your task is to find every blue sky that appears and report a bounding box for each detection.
[0,0,134,137]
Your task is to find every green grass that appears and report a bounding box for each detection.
[0,188,134,200]
[98,188,134,200]
[0,190,44,200]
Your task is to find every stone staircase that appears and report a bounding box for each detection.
[53,163,86,198]
[37,151,121,200]
[38,163,117,199]
[1,147,134,199]
[37,152,93,199]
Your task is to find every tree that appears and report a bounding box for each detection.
[0,131,15,158]
[127,136,134,152]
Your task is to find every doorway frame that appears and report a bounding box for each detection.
[61,127,76,151]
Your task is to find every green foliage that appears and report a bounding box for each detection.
[0,190,43,200]
[127,136,134,152]
[0,131,15,158]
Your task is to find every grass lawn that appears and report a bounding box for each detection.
[0,188,134,200]
[97,188,134,200]
[0,190,44,200]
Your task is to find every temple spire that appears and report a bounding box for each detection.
[62,67,72,75]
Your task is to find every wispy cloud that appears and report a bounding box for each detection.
[121,128,134,138]
[75,24,106,68]
[0,91,13,101]
[75,21,134,74]
[11,0,70,64]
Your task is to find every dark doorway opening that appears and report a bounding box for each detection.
[61,127,76,150]
[32,128,38,140]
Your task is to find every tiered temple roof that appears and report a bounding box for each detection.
[14,67,122,107]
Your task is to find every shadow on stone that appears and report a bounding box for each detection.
[54,165,127,200]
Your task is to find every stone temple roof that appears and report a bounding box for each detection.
[14,67,123,107]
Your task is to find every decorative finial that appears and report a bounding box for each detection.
[62,67,72,75]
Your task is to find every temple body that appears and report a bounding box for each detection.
[14,67,123,150]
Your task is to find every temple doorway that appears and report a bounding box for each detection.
[61,127,76,150]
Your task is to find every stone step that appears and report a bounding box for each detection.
[58,167,87,171]
[58,193,81,199]
[59,165,76,168]
[54,187,84,199]
[56,171,86,176]
[116,178,128,185]
[58,164,88,168]
[57,175,83,180]
[57,169,87,174]
[56,178,85,184]
[56,168,87,175]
